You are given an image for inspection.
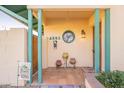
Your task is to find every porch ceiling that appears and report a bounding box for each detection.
[44,11,94,19]
[33,9,94,20]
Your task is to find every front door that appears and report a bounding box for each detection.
[92,22,102,71]
[93,26,95,69]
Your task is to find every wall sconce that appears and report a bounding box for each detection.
[81,29,86,38]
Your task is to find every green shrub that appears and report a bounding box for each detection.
[96,70,124,88]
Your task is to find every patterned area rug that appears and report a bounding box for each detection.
[47,85,82,88]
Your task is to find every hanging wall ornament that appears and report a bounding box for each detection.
[53,40,57,49]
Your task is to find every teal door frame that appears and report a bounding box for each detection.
[28,9,33,83]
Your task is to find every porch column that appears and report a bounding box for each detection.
[28,9,33,83]
[94,9,100,73]
[38,9,43,83]
[105,9,110,72]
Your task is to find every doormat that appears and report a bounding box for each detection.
[47,85,82,88]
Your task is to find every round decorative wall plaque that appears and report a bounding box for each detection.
[62,30,75,43]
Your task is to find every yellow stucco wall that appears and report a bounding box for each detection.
[44,18,93,67]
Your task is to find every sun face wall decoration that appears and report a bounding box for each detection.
[62,30,75,43]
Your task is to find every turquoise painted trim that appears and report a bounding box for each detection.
[38,9,43,83]
[28,9,33,84]
[0,6,28,24]
[105,9,110,72]
[94,9,100,73]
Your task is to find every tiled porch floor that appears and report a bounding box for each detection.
[32,67,85,86]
